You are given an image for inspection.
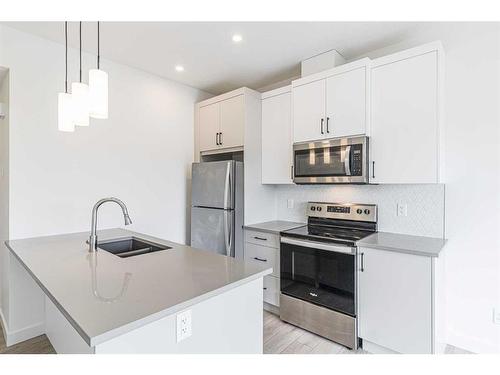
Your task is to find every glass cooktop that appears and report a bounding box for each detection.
[281,224,374,245]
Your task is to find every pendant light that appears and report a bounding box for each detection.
[72,22,90,126]
[58,21,74,132]
[89,21,108,119]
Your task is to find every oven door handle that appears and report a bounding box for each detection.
[281,237,355,255]
[344,145,351,176]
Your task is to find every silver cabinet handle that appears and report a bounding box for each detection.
[360,252,365,272]
[220,132,223,145]
[290,165,294,180]
[372,161,375,179]
[320,118,324,134]
[326,117,330,133]
[216,133,219,145]
[254,236,267,241]
[253,257,267,262]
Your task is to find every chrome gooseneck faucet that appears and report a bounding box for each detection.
[89,197,132,253]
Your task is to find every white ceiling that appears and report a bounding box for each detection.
[4,22,421,94]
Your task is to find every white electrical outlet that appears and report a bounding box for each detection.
[494,308,500,324]
[176,309,192,342]
[287,199,294,209]
[397,203,408,217]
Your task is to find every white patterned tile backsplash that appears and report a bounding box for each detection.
[276,184,445,238]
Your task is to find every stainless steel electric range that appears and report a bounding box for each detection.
[279,202,377,350]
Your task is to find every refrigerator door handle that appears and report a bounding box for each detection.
[223,161,232,209]
[223,210,232,257]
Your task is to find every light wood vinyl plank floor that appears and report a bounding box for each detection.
[0,323,55,354]
[263,310,472,355]
[0,309,472,354]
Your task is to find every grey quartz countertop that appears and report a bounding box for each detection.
[243,220,306,234]
[6,229,272,347]
[356,232,447,257]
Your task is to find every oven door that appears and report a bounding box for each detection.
[293,136,368,184]
[280,236,356,317]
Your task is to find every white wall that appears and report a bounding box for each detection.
[0,25,211,242]
[0,25,211,339]
[0,68,9,319]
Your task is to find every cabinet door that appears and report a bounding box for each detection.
[220,95,245,149]
[326,67,367,137]
[370,51,438,183]
[358,247,432,353]
[199,103,220,152]
[292,79,326,143]
[261,91,293,184]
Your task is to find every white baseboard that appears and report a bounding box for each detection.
[446,330,496,354]
[362,339,399,354]
[0,308,45,347]
[263,302,279,315]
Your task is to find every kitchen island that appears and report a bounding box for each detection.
[5,229,272,354]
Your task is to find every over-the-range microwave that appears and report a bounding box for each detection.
[293,136,369,184]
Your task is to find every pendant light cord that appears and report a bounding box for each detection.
[64,21,68,93]
[79,21,82,83]
[97,21,100,70]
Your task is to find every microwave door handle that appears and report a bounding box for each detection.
[344,145,352,176]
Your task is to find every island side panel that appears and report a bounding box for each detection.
[95,278,264,354]
[1,253,45,346]
[45,296,94,354]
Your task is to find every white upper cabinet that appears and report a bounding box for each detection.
[220,95,245,149]
[198,103,220,152]
[325,66,367,137]
[370,42,443,184]
[261,87,293,184]
[292,58,370,144]
[197,91,247,153]
[292,79,326,143]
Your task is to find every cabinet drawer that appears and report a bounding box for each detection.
[244,230,279,248]
[263,276,280,307]
[245,242,279,278]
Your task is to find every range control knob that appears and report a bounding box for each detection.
[356,209,363,214]
[364,209,371,215]
[317,206,322,212]
[311,206,316,211]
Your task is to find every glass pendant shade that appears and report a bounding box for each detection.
[57,92,74,132]
[72,82,90,126]
[89,69,108,119]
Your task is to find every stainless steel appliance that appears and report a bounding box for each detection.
[190,161,244,259]
[280,202,377,349]
[293,136,369,184]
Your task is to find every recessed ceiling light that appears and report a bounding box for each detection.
[175,65,184,72]
[232,34,243,43]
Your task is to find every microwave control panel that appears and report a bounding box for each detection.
[350,144,363,176]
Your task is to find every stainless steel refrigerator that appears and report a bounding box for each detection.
[190,161,244,259]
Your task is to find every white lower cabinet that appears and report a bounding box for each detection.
[263,275,280,306]
[244,242,279,278]
[244,229,281,308]
[358,247,434,354]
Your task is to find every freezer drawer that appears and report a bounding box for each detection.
[191,207,234,257]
